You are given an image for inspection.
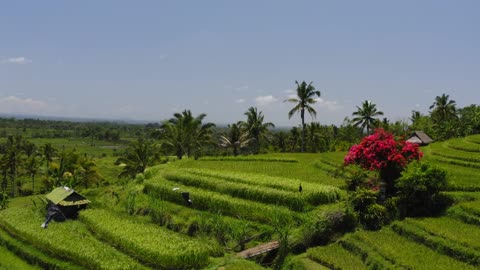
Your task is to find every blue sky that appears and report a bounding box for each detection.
[1,1,479,126]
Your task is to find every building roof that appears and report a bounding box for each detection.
[407,131,433,145]
[46,187,90,206]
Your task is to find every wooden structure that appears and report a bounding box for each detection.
[237,241,280,259]
[406,131,433,146]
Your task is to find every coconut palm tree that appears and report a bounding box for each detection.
[41,143,57,168]
[429,93,457,123]
[306,122,323,153]
[219,122,252,156]
[288,127,300,152]
[117,138,160,179]
[240,107,275,154]
[285,81,321,152]
[161,110,215,159]
[352,100,384,134]
[25,155,41,194]
[75,154,103,188]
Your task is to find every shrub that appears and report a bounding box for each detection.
[349,189,386,230]
[344,165,369,191]
[396,162,450,216]
[362,204,387,230]
[344,128,423,195]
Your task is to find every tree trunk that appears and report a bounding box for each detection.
[301,109,305,153]
[176,147,183,160]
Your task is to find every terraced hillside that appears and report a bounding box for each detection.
[0,154,344,269]
[2,135,480,269]
[298,134,480,270]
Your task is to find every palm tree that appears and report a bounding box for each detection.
[285,80,321,152]
[306,122,323,153]
[288,127,300,152]
[161,110,215,159]
[4,136,24,197]
[117,138,160,179]
[219,122,252,156]
[429,93,457,123]
[75,154,103,188]
[25,155,41,194]
[240,107,275,154]
[41,143,57,168]
[352,100,384,134]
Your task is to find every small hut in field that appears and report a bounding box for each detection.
[45,187,90,220]
[406,131,433,146]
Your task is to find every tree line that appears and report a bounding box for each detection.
[0,135,102,197]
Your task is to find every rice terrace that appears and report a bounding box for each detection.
[2,1,480,270]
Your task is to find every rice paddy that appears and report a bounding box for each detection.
[2,134,480,269]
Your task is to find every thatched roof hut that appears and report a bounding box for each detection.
[406,131,433,146]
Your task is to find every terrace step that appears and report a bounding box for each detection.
[237,240,280,259]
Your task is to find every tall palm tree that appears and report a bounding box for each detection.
[240,107,275,154]
[429,93,457,123]
[352,100,384,134]
[219,122,252,156]
[285,80,321,152]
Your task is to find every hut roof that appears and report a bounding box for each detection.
[406,131,433,145]
[46,187,90,206]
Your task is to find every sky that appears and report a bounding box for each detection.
[1,1,479,127]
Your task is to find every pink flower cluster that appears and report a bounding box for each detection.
[344,129,423,171]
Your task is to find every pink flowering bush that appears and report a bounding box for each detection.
[344,129,422,170]
[344,129,423,195]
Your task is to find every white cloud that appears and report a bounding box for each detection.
[3,57,32,64]
[286,94,297,99]
[0,96,47,114]
[283,89,294,94]
[314,97,342,111]
[159,54,168,60]
[236,85,249,91]
[255,95,277,106]
[235,98,245,103]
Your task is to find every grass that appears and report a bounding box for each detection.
[391,221,480,266]
[163,170,307,211]
[0,244,41,270]
[0,227,83,270]
[171,153,345,187]
[307,243,367,270]
[404,217,480,250]
[178,168,342,205]
[0,206,146,270]
[430,141,480,163]
[144,177,299,224]
[466,134,480,144]
[348,227,477,270]
[163,169,340,211]
[199,156,298,162]
[80,209,212,269]
[445,138,480,153]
